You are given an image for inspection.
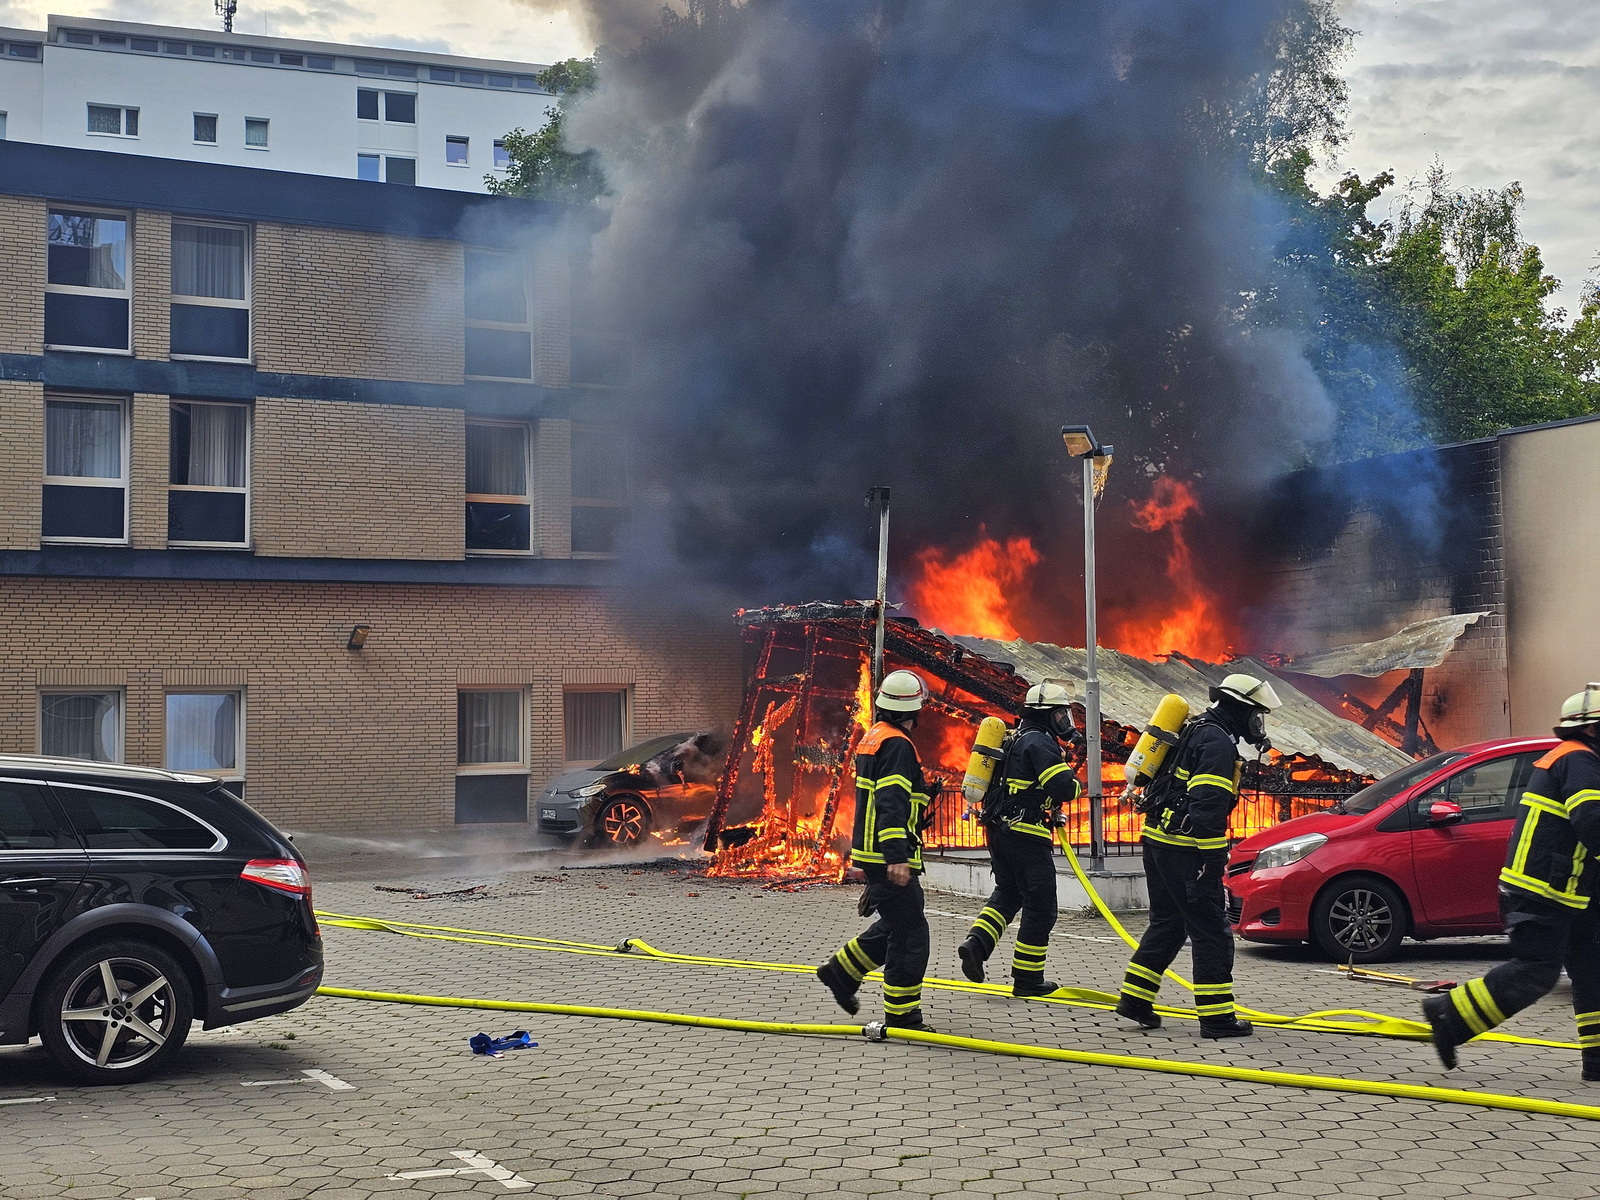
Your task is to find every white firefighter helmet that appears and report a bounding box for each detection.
[1213,673,1283,712]
[1023,681,1073,710]
[1558,684,1600,730]
[876,669,929,713]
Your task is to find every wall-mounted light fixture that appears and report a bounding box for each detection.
[347,624,371,650]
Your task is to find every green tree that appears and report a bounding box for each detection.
[485,57,606,202]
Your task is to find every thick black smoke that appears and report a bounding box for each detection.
[559,0,1355,630]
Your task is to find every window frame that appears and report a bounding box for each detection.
[193,112,218,144]
[383,156,417,185]
[463,248,534,382]
[48,781,227,854]
[456,688,529,775]
[562,686,631,766]
[38,689,125,764]
[167,399,251,548]
[169,219,252,364]
[357,153,381,181]
[243,117,269,149]
[163,688,245,781]
[41,394,130,545]
[492,139,511,170]
[569,424,629,560]
[445,135,470,166]
[464,418,533,556]
[0,777,80,856]
[86,103,138,138]
[44,207,132,354]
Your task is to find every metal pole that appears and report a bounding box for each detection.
[871,487,891,691]
[1083,457,1105,869]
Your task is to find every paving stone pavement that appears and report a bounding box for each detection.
[4,848,1600,1198]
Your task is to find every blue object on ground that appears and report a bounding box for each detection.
[469,1030,538,1056]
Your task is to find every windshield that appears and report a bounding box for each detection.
[595,734,696,773]
[1339,750,1467,814]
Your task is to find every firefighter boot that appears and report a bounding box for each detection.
[815,960,860,1016]
[1584,1051,1600,1082]
[1199,1018,1254,1039]
[957,937,987,984]
[1114,997,1161,1030]
[1012,972,1060,998]
[1421,994,1460,1070]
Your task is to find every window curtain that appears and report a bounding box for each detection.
[46,402,122,479]
[458,692,522,765]
[564,691,624,761]
[465,424,527,496]
[41,693,119,762]
[185,405,247,487]
[172,225,246,300]
[165,693,238,772]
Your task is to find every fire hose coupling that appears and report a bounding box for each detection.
[863,1021,888,1042]
[615,940,638,954]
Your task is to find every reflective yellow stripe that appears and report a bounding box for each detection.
[870,774,914,793]
[1195,1001,1235,1016]
[1142,826,1229,852]
[1189,773,1237,795]
[1009,822,1053,840]
[1575,1010,1600,1026]
[1521,793,1567,818]
[1192,983,1233,996]
[1119,982,1159,1002]
[852,850,886,864]
[1038,761,1073,784]
[1125,963,1162,985]
[1450,986,1490,1036]
[1467,979,1507,1028]
[1174,767,1191,779]
[878,828,908,840]
[1499,867,1592,909]
[1568,789,1600,812]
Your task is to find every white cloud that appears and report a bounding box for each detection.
[1331,0,1600,304]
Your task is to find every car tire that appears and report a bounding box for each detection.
[592,795,651,848]
[36,939,194,1086]
[1310,875,1409,963]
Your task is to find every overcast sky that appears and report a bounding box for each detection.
[6,0,1595,305]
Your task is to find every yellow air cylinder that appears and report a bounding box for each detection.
[1123,694,1191,789]
[961,716,1009,806]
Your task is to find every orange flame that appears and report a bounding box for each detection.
[1110,477,1231,661]
[905,532,1040,640]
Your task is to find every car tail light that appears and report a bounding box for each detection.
[241,858,311,897]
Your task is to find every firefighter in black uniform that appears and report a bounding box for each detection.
[957,682,1083,996]
[1424,685,1600,1078]
[1115,673,1281,1039]
[817,669,936,1031]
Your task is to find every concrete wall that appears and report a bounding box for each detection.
[1502,419,1600,734]
[0,578,743,831]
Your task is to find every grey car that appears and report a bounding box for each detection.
[535,733,722,848]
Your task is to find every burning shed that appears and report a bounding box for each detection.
[703,602,1411,878]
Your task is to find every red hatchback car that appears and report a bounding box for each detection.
[1226,737,1557,962]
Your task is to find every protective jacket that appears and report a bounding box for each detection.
[1142,716,1242,853]
[1500,740,1600,909]
[995,719,1082,840]
[850,721,931,870]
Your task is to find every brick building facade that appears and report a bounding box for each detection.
[0,140,742,830]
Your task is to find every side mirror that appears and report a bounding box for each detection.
[1428,800,1465,825]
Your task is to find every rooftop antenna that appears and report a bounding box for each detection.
[215,0,237,34]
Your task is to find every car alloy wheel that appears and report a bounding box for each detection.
[1312,875,1408,962]
[598,796,649,847]
[38,939,194,1084]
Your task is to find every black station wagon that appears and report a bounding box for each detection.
[0,756,323,1084]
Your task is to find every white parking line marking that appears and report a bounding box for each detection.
[388,1150,533,1190]
[0,1096,54,1106]
[241,1078,301,1087]
[302,1068,354,1091]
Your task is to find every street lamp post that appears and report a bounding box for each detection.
[1062,425,1113,869]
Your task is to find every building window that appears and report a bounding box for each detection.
[45,209,130,351]
[465,421,531,553]
[458,691,525,770]
[384,156,416,185]
[357,153,380,181]
[169,401,249,546]
[564,690,626,763]
[358,89,416,122]
[0,112,8,140]
[463,250,532,380]
[570,426,629,556]
[87,104,138,136]
[493,139,511,169]
[278,52,303,67]
[40,691,122,762]
[166,692,243,777]
[193,113,217,143]
[244,117,269,148]
[308,55,334,70]
[446,135,469,165]
[170,221,250,360]
[357,89,379,120]
[42,396,127,543]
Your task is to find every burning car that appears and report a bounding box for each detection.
[535,732,725,848]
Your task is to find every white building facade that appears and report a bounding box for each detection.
[0,16,556,192]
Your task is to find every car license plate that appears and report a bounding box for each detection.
[541,809,558,820]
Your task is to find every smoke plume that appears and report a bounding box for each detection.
[549,0,1386,641]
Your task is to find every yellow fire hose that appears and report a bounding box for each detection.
[314,984,1600,1124]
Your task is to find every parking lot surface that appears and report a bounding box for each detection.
[4,843,1600,1198]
